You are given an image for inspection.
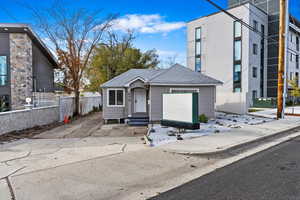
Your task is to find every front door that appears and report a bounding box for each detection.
[134,89,146,113]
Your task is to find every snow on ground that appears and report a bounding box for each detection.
[148,112,274,147]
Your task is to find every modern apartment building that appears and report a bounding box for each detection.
[187,1,300,114]
[0,24,58,111]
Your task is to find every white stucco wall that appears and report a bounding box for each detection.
[187,3,268,114]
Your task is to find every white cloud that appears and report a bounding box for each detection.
[111,14,186,34]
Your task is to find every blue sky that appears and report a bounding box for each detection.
[0,0,299,67]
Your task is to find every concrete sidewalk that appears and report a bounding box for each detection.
[159,116,300,155]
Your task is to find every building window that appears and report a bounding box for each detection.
[291,53,293,62]
[0,56,8,86]
[0,95,9,112]
[297,55,299,69]
[234,64,241,82]
[195,27,202,72]
[107,89,125,107]
[297,36,299,51]
[233,20,242,93]
[253,67,257,78]
[252,90,257,100]
[253,20,258,31]
[234,40,242,61]
[290,72,293,80]
[260,24,265,97]
[234,21,242,38]
[253,43,258,55]
[296,72,299,86]
[195,57,201,72]
[291,33,293,43]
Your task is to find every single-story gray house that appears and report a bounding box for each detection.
[101,64,222,125]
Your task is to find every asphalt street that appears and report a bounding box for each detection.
[150,136,300,200]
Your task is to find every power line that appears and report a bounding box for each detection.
[204,0,280,44]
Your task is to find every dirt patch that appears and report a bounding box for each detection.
[0,112,103,143]
[0,122,62,144]
[93,124,148,137]
[34,112,103,139]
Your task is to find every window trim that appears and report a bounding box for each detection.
[170,88,200,93]
[107,88,125,107]
[0,55,8,87]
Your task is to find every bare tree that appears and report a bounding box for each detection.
[31,1,116,115]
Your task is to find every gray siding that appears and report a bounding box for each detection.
[102,88,128,120]
[149,86,216,121]
[32,43,55,92]
[0,33,11,100]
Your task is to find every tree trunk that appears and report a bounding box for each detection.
[74,90,80,116]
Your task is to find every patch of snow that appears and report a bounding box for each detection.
[148,112,274,147]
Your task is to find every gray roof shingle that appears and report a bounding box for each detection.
[101,64,222,88]
[101,68,165,87]
[149,64,223,85]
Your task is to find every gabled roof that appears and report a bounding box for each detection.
[149,64,223,85]
[0,23,58,67]
[101,68,165,88]
[101,64,222,88]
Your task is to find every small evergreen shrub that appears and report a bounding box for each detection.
[199,114,208,123]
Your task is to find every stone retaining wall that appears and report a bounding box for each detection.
[0,106,59,135]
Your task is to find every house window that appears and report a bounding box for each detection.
[0,56,8,86]
[253,43,258,55]
[233,20,242,93]
[291,53,293,62]
[195,27,201,72]
[107,89,125,107]
[291,33,293,43]
[253,67,257,78]
[296,72,299,86]
[0,95,9,112]
[297,55,299,69]
[253,20,258,31]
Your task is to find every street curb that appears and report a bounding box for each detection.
[175,125,300,157]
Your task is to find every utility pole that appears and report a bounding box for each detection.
[277,0,287,119]
[282,0,290,118]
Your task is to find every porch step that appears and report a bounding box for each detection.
[128,121,149,126]
[127,116,149,126]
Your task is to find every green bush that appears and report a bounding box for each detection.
[199,114,208,123]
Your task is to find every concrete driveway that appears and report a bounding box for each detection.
[0,136,214,200]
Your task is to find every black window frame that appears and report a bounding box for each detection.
[297,36,299,51]
[253,20,258,31]
[0,95,10,112]
[252,90,257,100]
[296,55,299,69]
[195,27,202,72]
[260,24,265,97]
[0,55,8,87]
[253,43,258,55]
[233,20,242,93]
[253,67,257,78]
